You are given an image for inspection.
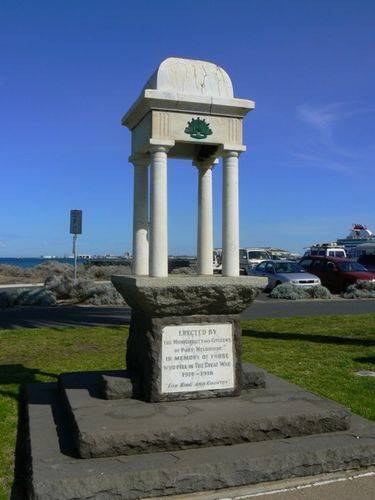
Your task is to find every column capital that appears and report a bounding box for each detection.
[149,139,175,154]
[129,153,150,167]
[221,150,240,159]
[193,157,219,170]
[149,145,170,154]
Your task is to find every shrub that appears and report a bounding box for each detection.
[270,283,309,300]
[0,291,19,308]
[0,261,132,284]
[0,264,33,278]
[86,264,131,280]
[307,285,332,299]
[73,278,97,299]
[44,275,75,299]
[343,280,375,299]
[0,288,56,308]
[270,283,332,300]
[74,279,125,305]
[355,280,375,292]
[16,289,57,306]
[0,277,124,308]
[31,261,75,280]
[170,266,196,275]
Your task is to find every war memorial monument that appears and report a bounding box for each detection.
[26,58,375,499]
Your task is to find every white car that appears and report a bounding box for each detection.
[248,260,321,289]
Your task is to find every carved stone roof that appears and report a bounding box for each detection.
[143,57,234,98]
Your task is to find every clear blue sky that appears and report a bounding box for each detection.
[1,0,374,257]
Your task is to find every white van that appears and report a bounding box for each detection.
[304,244,347,258]
[240,248,272,274]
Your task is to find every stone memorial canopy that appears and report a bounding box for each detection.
[122,57,255,278]
[122,57,254,159]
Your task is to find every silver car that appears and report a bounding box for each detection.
[248,260,321,289]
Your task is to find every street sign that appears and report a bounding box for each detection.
[70,209,82,281]
[70,210,82,235]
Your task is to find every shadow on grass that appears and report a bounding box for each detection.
[354,356,375,365]
[11,391,27,500]
[0,364,56,401]
[242,329,375,347]
[0,365,57,499]
[0,305,131,330]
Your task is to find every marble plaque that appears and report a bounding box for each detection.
[161,323,234,394]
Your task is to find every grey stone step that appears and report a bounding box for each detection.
[99,363,266,400]
[26,382,375,500]
[59,367,350,459]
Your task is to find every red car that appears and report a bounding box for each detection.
[299,256,375,293]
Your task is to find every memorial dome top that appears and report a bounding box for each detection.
[143,57,234,99]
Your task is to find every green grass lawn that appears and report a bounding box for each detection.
[0,314,374,499]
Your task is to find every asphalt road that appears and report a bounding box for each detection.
[0,294,373,329]
[242,293,375,319]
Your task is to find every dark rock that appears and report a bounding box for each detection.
[100,372,138,400]
[26,381,375,500]
[59,369,351,459]
[243,362,266,388]
[111,275,266,317]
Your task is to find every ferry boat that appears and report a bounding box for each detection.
[337,224,375,250]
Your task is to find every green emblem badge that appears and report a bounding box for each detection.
[184,117,213,140]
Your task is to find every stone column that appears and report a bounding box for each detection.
[196,162,214,275]
[222,151,240,277]
[131,154,149,276]
[149,146,169,277]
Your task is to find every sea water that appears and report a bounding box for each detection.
[0,258,85,268]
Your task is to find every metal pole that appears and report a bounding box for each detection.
[73,234,77,282]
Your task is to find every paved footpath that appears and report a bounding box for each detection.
[242,294,375,319]
[0,295,374,329]
[161,468,375,500]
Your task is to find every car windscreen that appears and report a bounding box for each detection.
[334,251,346,258]
[337,262,368,272]
[274,262,305,273]
[248,252,269,259]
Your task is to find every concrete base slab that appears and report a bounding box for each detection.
[59,368,350,459]
[26,382,375,500]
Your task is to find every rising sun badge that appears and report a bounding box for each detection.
[184,117,213,139]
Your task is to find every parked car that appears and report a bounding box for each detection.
[240,248,272,273]
[299,256,375,293]
[347,243,375,272]
[248,260,321,290]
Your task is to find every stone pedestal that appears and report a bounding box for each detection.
[127,312,242,402]
[26,372,375,499]
[111,275,265,402]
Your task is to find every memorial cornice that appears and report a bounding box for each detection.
[122,89,255,130]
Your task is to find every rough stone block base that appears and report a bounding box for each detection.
[127,312,243,402]
[59,369,350,459]
[26,377,375,500]
[99,363,266,400]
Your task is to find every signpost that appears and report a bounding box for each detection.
[70,210,82,281]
